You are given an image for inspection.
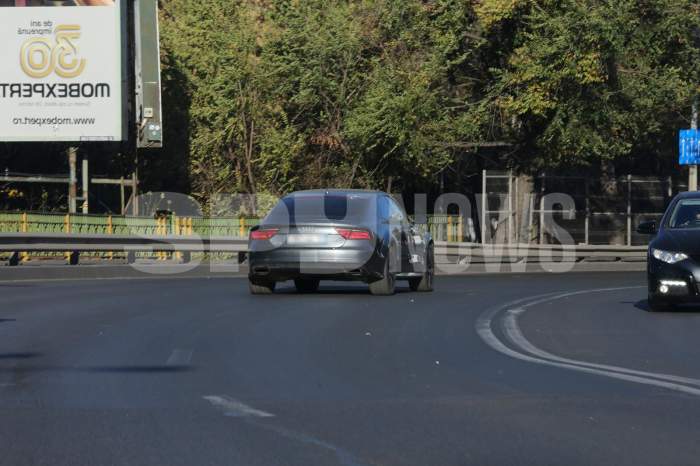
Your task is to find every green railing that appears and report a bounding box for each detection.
[0,211,471,242]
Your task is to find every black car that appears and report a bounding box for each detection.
[247,190,434,295]
[638,191,700,311]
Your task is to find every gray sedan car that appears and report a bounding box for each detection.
[248,190,434,295]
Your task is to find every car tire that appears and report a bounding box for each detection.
[369,249,396,296]
[295,279,320,293]
[249,279,276,295]
[648,294,672,312]
[409,243,434,292]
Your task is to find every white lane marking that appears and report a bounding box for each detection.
[503,307,700,389]
[203,395,275,417]
[166,349,193,366]
[203,396,367,466]
[477,286,700,397]
[256,422,369,466]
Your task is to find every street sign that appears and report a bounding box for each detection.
[679,129,700,165]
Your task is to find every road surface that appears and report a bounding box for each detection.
[1,272,699,466]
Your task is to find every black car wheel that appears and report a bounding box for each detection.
[369,248,396,296]
[409,243,434,292]
[249,279,276,295]
[295,279,320,293]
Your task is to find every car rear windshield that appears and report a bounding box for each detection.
[264,194,374,224]
[668,199,700,229]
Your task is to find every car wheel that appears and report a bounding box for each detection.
[648,294,672,312]
[249,279,276,295]
[409,243,434,292]
[295,279,320,293]
[369,249,396,296]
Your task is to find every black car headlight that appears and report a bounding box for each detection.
[651,248,688,264]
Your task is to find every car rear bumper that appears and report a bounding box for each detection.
[648,258,700,302]
[249,247,382,282]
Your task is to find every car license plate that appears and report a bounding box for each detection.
[287,234,325,244]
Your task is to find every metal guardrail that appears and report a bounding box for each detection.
[0,233,647,266]
[0,212,476,243]
[0,233,247,266]
[434,242,647,263]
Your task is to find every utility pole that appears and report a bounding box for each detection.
[690,98,698,191]
[68,147,77,214]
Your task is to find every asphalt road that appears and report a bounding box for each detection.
[1,272,700,466]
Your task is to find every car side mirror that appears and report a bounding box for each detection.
[636,220,657,235]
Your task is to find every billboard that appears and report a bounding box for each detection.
[0,0,123,142]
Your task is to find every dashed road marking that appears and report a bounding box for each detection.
[166,349,193,366]
[203,395,275,417]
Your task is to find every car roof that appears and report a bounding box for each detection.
[285,189,385,197]
[674,191,700,200]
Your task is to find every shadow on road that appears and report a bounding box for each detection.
[633,299,700,313]
[274,285,412,295]
[0,365,193,374]
[0,352,41,360]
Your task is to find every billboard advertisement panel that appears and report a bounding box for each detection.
[0,0,123,142]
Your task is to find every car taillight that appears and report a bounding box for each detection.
[250,228,279,240]
[335,228,372,240]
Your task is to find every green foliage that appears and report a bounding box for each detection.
[487,0,700,167]
[157,0,700,200]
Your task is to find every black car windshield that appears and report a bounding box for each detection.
[668,199,700,229]
[264,194,374,224]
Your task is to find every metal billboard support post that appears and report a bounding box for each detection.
[68,147,77,214]
[81,155,89,214]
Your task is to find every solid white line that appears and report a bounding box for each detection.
[503,308,700,390]
[203,395,275,417]
[477,286,700,397]
[166,349,193,366]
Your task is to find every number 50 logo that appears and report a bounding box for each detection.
[20,25,87,79]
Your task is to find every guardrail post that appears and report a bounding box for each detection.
[107,215,113,260]
[69,251,80,266]
[539,173,546,244]
[481,169,487,244]
[63,214,72,263]
[627,174,632,246]
[584,180,590,245]
[159,217,167,261]
[20,213,29,262]
[8,251,19,267]
[507,171,513,244]
[174,216,183,262]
